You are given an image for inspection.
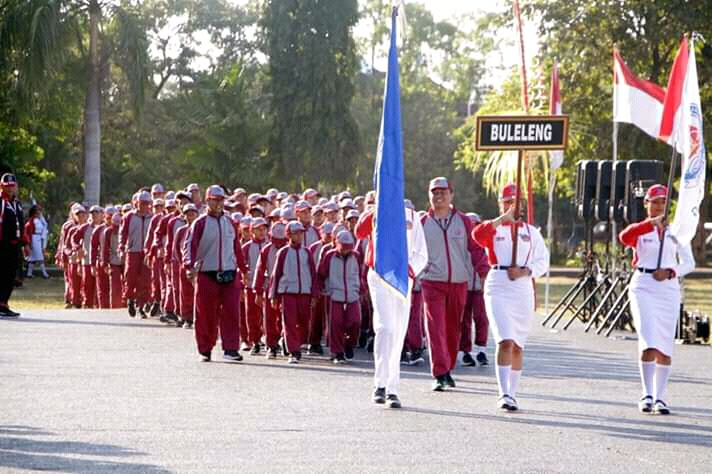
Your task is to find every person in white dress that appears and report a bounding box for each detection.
[472,184,550,411]
[25,206,50,279]
[619,184,695,415]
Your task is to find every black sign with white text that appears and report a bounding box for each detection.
[475,115,569,151]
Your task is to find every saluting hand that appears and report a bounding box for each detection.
[648,214,666,229]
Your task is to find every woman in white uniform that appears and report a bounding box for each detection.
[25,206,50,279]
[473,184,549,411]
[619,184,695,415]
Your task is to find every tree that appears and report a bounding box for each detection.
[0,0,150,205]
[262,0,362,188]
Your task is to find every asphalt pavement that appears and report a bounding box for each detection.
[1,308,711,473]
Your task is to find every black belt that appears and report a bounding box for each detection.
[492,265,527,270]
[637,268,656,274]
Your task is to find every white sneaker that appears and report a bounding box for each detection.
[507,396,519,411]
[287,356,299,364]
[653,400,670,415]
[638,395,653,413]
[497,395,512,411]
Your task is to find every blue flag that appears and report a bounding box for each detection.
[373,8,408,298]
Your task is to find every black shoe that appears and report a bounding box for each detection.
[294,351,302,361]
[0,307,20,318]
[250,343,261,355]
[476,351,489,366]
[366,337,374,353]
[332,353,346,365]
[139,307,148,319]
[408,350,425,366]
[175,319,185,328]
[432,376,446,392]
[266,346,278,359]
[200,351,211,362]
[183,321,193,330]
[308,344,323,355]
[150,301,161,317]
[386,394,401,409]
[128,300,136,317]
[358,330,368,349]
[400,350,409,365]
[462,352,476,367]
[373,387,386,404]
[223,350,243,362]
[280,338,289,356]
[345,347,354,361]
[444,372,456,388]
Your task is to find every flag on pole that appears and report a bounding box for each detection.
[549,60,564,170]
[613,48,667,140]
[373,7,408,298]
[665,37,706,245]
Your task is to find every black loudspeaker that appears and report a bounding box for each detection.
[609,161,628,223]
[576,160,598,221]
[594,161,612,222]
[624,160,664,224]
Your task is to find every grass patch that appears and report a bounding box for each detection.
[536,276,712,318]
[10,276,66,310]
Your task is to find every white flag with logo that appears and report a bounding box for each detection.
[670,41,706,245]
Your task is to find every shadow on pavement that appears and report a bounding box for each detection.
[400,407,712,447]
[7,316,167,329]
[0,425,171,473]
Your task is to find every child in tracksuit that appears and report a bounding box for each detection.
[253,222,288,359]
[318,231,362,364]
[268,221,318,364]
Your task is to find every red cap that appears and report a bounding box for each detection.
[645,184,668,201]
[499,183,519,201]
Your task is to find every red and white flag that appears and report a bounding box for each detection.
[549,60,564,170]
[663,37,706,245]
[613,49,668,140]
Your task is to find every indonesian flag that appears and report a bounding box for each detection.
[549,60,564,170]
[664,37,707,245]
[613,48,667,140]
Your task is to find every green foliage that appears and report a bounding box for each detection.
[261,0,362,188]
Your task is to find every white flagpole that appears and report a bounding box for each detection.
[611,121,618,273]
[544,169,555,314]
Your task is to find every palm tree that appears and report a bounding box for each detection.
[0,0,149,205]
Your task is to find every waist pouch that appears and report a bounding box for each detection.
[204,270,237,284]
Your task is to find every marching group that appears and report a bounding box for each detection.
[1,172,692,413]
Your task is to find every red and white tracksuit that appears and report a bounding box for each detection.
[102,224,124,308]
[242,238,268,346]
[420,209,476,378]
[119,211,152,306]
[268,243,318,355]
[184,212,247,354]
[253,240,286,349]
[318,248,362,356]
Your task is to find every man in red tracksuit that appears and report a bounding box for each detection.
[144,198,166,316]
[101,213,124,309]
[420,177,478,391]
[268,221,318,364]
[55,205,80,308]
[91,206,116,309]
[72,205,103,308]
[242,217,269,354]
[318,231,362,364]
[253,222,288,358]
[160,199,184,324]
[119,191,153,318]
[173,203,199,328]
[459,212,491,367]
[184,185,247,362]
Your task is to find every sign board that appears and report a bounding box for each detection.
[475,115,569,151]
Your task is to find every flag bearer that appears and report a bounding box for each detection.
[473,183,550,411]
[619,184,695,415]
